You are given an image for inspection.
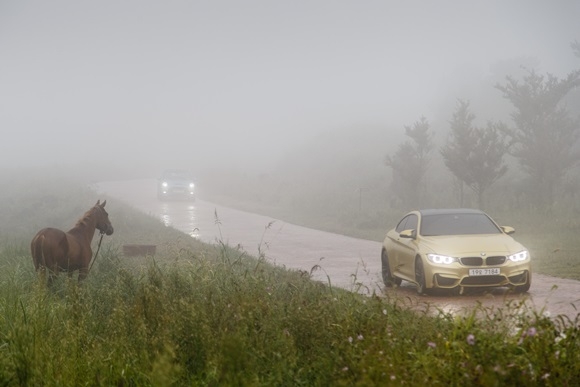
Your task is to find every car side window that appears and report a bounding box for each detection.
[396,215,412,233]
[405,214,418,231]
[395,217,407,233]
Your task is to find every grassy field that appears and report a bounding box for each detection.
[2,174,580,385]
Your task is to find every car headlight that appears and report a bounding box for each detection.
[162,182,168,188]
[427,254,457,265]
[508,250,528,262]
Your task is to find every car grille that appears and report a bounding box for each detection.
[460,256,506,266]
[460,257,483,266]
[486,256,506,265]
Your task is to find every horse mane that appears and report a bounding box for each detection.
[72,206,99,229]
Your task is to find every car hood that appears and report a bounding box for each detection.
[419,234,526,256]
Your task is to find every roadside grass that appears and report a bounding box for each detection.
[1,175,580,384]
[501,209,580,280]
[202,186,580,281]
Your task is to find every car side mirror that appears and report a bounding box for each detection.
[501,226,515,235]
[399,229,416,239]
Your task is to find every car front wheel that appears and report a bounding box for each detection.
[415,257,428,295]
[381,250,401,287]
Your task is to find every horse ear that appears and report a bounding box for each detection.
[96,200,101,206]
[101,200,107,208]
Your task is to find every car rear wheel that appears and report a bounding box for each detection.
[381,250,401,287]
[415,257,428,295]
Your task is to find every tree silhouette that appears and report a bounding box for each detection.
[441,100,508,209]
[440,100,475,206]
[385,117,432,208]
[572,40,580,58]
[496,69,580,207]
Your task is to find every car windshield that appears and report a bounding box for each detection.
[420,213,501,236]
[163,171,190,180]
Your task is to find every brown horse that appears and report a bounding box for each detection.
[30,200,114,282]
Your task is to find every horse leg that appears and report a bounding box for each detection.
[36,266,49,285]
[41,267,56,286]
[48,272,55,287]
[78,267,89,282]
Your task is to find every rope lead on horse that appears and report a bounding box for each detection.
[89,231,106,273]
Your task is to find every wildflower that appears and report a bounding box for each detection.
[466,334,476,345]
[541,373,550,380]
[427,341,436,349]
[555,332,566,344]
[390,375,396,381]
[348,336,353,344]
[527,327,537,337]
[342,367,349,372]
[357,334,364,341]
[383,309,388,315]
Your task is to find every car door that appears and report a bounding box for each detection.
[389,214,418,280]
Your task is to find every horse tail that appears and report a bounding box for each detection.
[30,233,47,271]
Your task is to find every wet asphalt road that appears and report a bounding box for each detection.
[97,179,580,321]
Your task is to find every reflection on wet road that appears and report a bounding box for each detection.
[160,202,200,238]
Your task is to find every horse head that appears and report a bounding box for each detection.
[94,200,114,235]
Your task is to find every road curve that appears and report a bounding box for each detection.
[97,179,580,321]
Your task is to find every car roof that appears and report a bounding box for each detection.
[162,169,191,176]
[163,169,188,173]
[417,208,485,216]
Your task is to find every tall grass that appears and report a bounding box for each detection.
[2,239,580,385]
[2,173,580,384]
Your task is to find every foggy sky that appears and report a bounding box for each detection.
[1,1,578,175]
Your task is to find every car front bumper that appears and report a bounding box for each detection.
[426,261,531,289]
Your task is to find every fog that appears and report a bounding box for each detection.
[1,0,579,177]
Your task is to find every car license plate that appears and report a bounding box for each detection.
[469,268,500,276]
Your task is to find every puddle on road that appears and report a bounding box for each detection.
[160,203,200,239]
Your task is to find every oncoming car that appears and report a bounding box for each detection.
[157,169,196,201]
[381,209,531,295]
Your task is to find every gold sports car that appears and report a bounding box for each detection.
[381,209,531,295]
